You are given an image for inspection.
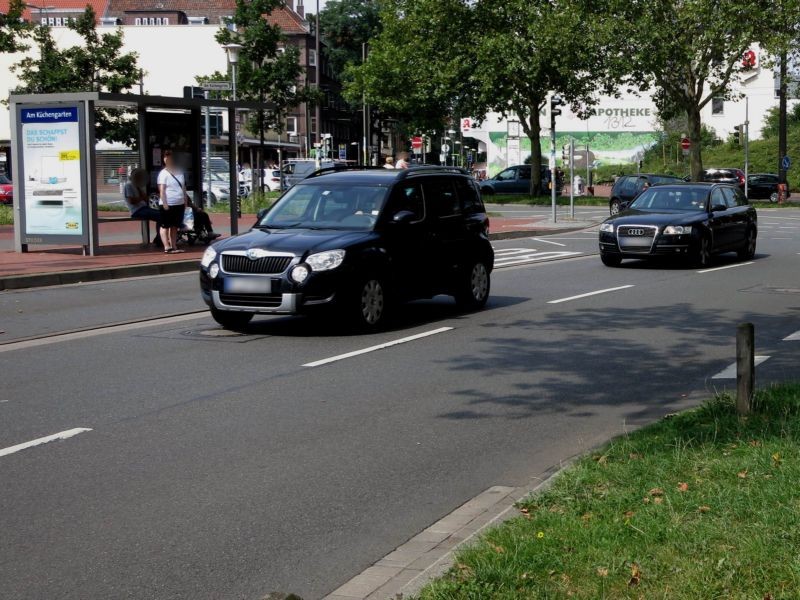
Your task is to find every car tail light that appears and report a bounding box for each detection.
[271,178,280,182]
[738,172,745,186]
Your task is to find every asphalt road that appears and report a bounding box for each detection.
[2,210,800,599]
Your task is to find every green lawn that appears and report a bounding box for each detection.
[419,383,800,599]
[487,194,610,206]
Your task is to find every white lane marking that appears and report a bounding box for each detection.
[0,313,208,354]
[711,356,771,379]
[771,238,792,240]
[495,251,582,267]
[784,330,800,341]
[0,428,92,458]
[547,285,634,305]
[303,327,454,368]
[530,237,566,247]
[697,262,753,274]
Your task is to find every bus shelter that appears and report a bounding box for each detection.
[9,91,271,256]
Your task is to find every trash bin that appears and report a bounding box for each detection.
[778,183,788,204]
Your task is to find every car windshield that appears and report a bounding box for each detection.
[630,187,708,211]
[258,183,389,231]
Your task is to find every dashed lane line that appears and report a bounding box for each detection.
[0,428,92,458]
[547,285,635,305]
[697,262,753,274]
[711,356,771,379]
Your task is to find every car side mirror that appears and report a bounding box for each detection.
[392,210,417,224]
[711,204,727,213]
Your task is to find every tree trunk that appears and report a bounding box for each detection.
[529,117,542,196]
[687,104,703,181]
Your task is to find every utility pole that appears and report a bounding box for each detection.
[362,42,368,166]
[549,94,563,223]
[744,95,750,199]
[315,0,321,151]
[569,137,575,219]
[779,51,788,186]
[204,89,211,209]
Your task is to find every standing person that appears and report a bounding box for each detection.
[123,167,163,247]
[383,156,395,169]
[395,152,409,169]
[157,150,189,253]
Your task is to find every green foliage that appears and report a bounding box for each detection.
[319,0,381,79]
[0,205,13,226]
[214,0,317,139]
[11,6,141,146]
[419,383,800,599]
[0,0,30,54]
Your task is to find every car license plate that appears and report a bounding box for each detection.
[619,235,651,246]
[224,277,274,294]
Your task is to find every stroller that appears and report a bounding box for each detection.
[178,203,220,246]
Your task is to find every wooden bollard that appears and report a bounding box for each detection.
[736,323,755,415]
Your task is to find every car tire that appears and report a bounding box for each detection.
[609,199,621,215]
[600,252,622,267]
[738,227,757,260]
[455,260,491,310]
[694,234,713,268]
[770,192,779,203]
[350,278,389,330]
[210,308,253,330]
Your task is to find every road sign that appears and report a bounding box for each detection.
[783,155,792,170]
[411,136,423,154]
[681,137,691,150]
[201,81,232,91]
[461,117,472,134]
[338,144,347,160]
[441,143,450,153]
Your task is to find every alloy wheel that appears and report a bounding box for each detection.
[470,262,489,302]
[360,280,385,325]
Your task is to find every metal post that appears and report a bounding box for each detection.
[204,90,212,210]
[744,95,750,199]
[362,42,368,166]
[550,112,557,223]
[736,323,755,416]
[569,138,574,219]
[315,0,321,149]
[779,51,788,186]
[228,105,238,235]
[586,143,590,190]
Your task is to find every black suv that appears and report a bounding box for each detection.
[702,168,745,189]
[609,174,685,214]
[200,167,494,330]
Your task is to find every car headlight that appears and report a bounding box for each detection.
[600,223,614,233]
[201,246,217,268]
[306,249,346,272]
[291,264,310,283]
[663,225,692,235]
[209,263,220,278]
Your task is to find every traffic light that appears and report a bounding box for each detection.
[733,125,743,145]
[562,144,570,161]
[550,94,565,119]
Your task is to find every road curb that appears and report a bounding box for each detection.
[0,225,597,291]
[0,259,198,291]
[324,462,572,600]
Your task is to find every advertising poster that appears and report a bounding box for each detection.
[20,106,85,236]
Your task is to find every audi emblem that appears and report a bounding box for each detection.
[627,228,645,236]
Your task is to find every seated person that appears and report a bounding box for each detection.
[124,168,163,247]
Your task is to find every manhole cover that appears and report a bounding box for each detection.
[191,328,247,338]
[137,326,268,343]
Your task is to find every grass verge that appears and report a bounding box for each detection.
[206,191,278,214]
[0,205,12,226]
[487,195,610,207]
[418,383,800,599]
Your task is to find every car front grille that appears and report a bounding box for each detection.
[222,254,292,274]
[617,225,657,253]
[219,293,283,308]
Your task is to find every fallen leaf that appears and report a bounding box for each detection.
[764,594,773,600]
[521,572,529,580]
[629,453,641,460]
[629,563,641,586]
[642,497,651,504]
[749,440,762,447]
[519,507,529,514]
[624,510,635,519]
[581,512,593,522]
[648,488,665,497]
[772,452,782,464]
[698,505,711,513]
[738,469,748,479]
[488,542,505,554]
[677,482,689,492]
[595,455,608,465]
[654,497,664,505]
[597,567,609,578]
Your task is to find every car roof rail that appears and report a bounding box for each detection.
[304,165,388,179]
[400,165,472,179]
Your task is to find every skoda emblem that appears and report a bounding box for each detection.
[247,248,267,260]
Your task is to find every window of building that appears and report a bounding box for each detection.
[310,117,317,135]
[308,49,317,67]
[712,97,724,115]
[286,117,298,135]
[134,17,141,25]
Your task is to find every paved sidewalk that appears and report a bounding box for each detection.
[0,212,600,290]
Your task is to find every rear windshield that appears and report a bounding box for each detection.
[630,187,708,211]
[649,176,683,185]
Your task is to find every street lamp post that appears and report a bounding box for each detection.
[222,42,243,229]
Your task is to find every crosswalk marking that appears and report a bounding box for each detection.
[494,247,582,267]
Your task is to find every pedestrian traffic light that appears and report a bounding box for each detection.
[733,125,743,145]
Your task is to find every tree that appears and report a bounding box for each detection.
[343,0,475,133]
[12,6,141,145]
[599,0,771,180]
[0,0,30,54]
[215,0,316,183]
[318,0,381,78]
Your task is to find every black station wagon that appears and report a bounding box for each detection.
[599,183,757,268]
[200,166,494,330]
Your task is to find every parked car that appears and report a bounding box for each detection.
[0,174,12,205]
[747,173,790,203]
[702,168,745,189]
[608,173,685,215]
[282,159,343,189]
[199,166,494,330]
[599,182,757,268]
[240,168,282,193]
[479,165,563,196]
[201,171,234,205]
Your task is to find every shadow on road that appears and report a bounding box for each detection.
[612,252,769,271]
